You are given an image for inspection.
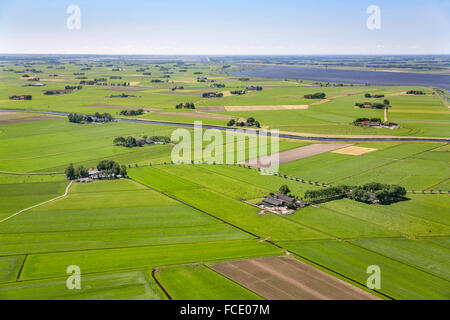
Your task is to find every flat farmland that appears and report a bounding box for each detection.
[129,165,329,241]
[352,238,450,279]
[156,264,263,300]
[211,256,379,300]
[0,270,166,300]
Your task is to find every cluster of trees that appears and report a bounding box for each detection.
[109,93,136,98]
[171,86,184,91]
[353,117,382,125]
[239,78,250,81]
[119,109,144,116]
[212,83,226,88]
[304,182,406,205]
[175,102,195,109]
[114,135,171,148]
[365,93,385,98]
[65,164,89,180]
[114,136,141,148]
[65,85,82,90]
[227,117,261,128]
[246,86,263,91]
[230,90,246,95]
[406,90,425,95]
[353,118,398,127]
[355,99,390,109]
[68,112,113,124]
[97,160,127,176]
[151,79,163,83]
[304,92,326,99]
[202,92,223,98]
[9,95,32,100]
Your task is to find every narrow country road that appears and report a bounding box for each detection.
[0,180,73,224]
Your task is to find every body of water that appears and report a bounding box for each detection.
[231,66,450,90]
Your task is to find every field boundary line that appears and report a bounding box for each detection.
[152,268,172,300]
[16,254,28,281]
[0,171,64,175]
[0,180,73,225]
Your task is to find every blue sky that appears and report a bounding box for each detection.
[0,0,449,54]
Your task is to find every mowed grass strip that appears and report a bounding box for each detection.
[280,240,450,300]
[156,264,263,300]
[352,238,450,280]
[0,255,25,283]
[20,240,283,280]
[0,270,166,300]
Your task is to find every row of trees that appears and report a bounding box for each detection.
[365,93,385,98]
[406,90,425,95]
[175,102,195,109]
[353,117,382,125]
[304,92,326,99]
[65,85,82,90]
[119,109,144,116]
[202,92,223,98]
[230,90,246,95]
[355,99,390,108]
[68,112,113,124]
[304,182,406,205]
[114,136,141,147]
[114,135,171,148]
[65,164,88,180]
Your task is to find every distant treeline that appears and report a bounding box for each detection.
[227,117,260,128]
[114,135,171,148]
[176,102,196,109]
[365,93,385,98]
[406,90,425,95]
[119,109,144,116]
[304,92,326,99]
[68,112,113,124]
[203,92,223,98]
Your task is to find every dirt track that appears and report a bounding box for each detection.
[212,256,379,300]
[243,143,351,168]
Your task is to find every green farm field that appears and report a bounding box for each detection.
[0,57,449,300]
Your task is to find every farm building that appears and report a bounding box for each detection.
[261,196,283,207]
[88,168,99,176]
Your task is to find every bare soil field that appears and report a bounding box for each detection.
[332,146,376,155]
[108,86,150,92]
[243,143,352,168]
[0,115,61,124]
[212,256,379,300]
[197,106,226,111]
